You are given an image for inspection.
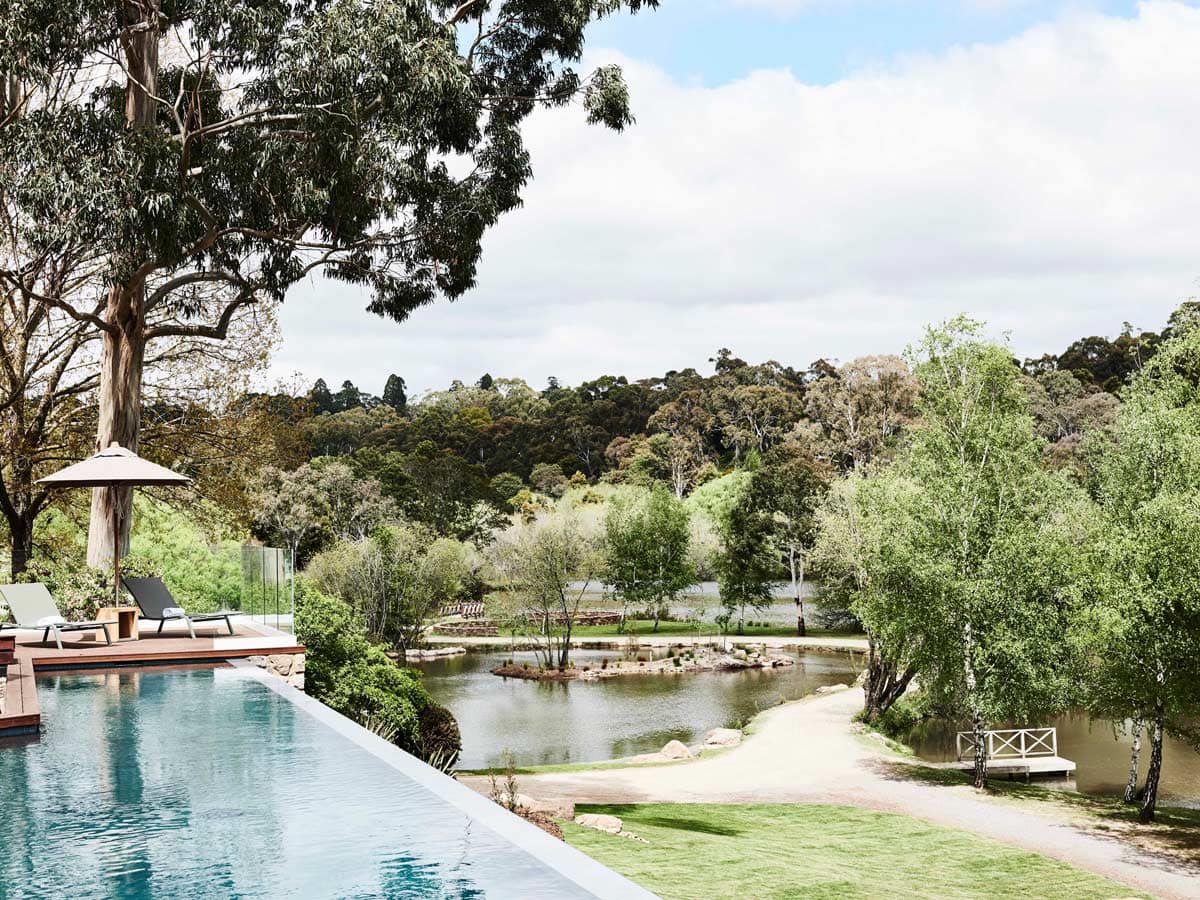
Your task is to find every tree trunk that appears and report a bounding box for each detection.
[792,550,806,638]
[963,623,987,789]
[9,513,33,579]
[86,1,159,568]
[1138,708,1164,823]
[971,711,988,790]
[862,640,915,722]
[1124,717,1143,805]
[87,292,146,568]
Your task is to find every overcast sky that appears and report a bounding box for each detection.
[270,0,1200,397]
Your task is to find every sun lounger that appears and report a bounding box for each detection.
[121,576,235,639]
[0,583,113,650]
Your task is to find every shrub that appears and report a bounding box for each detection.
[17,555,162,622]
[294,580,461,766]
[874,697,924,739]
[672,657,681,667]
[128,498,240,613]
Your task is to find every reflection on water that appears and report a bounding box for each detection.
[416,648,864,770]
[0,667,592,898]
[903,711,1200,807]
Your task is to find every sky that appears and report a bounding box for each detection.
[271,0,1199,397]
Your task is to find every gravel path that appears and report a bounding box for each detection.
[462,688,1200,899]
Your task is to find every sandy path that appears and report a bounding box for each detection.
[461,689,1200,899]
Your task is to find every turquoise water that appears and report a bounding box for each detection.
[0,667,596,899]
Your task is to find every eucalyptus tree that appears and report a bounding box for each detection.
[857,319,1084,787]
[0,0,656,565]
[804,355,919,471]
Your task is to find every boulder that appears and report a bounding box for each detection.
[515,794,575,820]
[703,728,742,748]
[815,683,850,695]
[574,813,623,835]
[268,654,294,676]
[292,654,305,674]
[660,739,693,760]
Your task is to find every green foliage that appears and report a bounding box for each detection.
[714,480,778,634]
[685,471,752,527]
[1075,324,1200,819]
[306,525,476,650]
[15,555,161,622]
[489,473,525,510]
[293,580,460,766]
[604,485,693,629]
[488,513,601,668]
[816,319,1087,763]
[872,697,924,740]
[128,499,241,613]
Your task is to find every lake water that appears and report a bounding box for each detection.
[419,649,1200,807]
[903,712,1200,808]
[416,648,864,770]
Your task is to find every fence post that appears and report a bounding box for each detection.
[1019,730,1026,758]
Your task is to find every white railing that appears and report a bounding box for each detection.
[956,727,1057,761]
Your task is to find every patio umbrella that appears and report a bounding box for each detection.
[37,443,191,607]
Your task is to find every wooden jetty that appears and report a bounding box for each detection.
[936,727,1076,781]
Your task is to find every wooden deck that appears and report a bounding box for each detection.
[935,756,1077,779]
[0,618,304,735]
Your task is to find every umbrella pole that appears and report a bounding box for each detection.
[112,484,121,608]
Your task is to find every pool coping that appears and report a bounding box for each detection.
[228,659,659,900]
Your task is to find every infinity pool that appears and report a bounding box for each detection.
[0,665,648,899]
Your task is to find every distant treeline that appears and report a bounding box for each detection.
[250,309,1186,484]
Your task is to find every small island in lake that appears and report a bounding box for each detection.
[491,645,796,682]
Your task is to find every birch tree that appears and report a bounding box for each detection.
[1080,321,1200,822]
[856,319,1083,787]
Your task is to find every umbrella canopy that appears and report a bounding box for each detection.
[38,443,191,488]
[38,444,191,610]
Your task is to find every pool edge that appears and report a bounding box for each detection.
[229,659,659,900]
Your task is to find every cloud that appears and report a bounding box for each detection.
[274,1,1200,395]
[730,0,1045,15]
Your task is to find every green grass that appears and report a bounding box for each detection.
[570,619,863,640]
[561,803,1142,900]
[881,760,1200,861]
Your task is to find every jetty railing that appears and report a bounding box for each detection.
[956,727,1057,761]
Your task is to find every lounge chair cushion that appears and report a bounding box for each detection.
[162,607,185,618]
[36,615,66,627]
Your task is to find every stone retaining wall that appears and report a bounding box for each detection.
[246,652,305,691]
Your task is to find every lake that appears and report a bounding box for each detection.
[415,647,864,770]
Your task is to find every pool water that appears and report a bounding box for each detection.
[0,666,640,899]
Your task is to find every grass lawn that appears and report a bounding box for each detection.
[880,760,1200,867]
[561,803,1141,900]
[570,619,863,640]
